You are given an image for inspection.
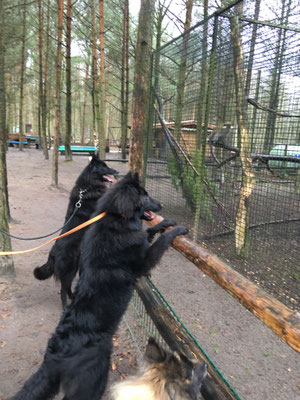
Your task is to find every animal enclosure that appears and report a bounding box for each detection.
[144,1,300,312]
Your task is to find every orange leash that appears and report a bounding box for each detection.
[0,212,106,256]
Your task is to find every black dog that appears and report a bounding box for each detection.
[33,154,118,308]
[12,172,188,400]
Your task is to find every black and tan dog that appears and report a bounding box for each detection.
[12,172,188,400]
[33,154,118,308]
[111,337,208,400]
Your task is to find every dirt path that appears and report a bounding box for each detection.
[0,148,299,400]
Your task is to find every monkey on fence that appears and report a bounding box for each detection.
[208,122,234,185]
[208,122,232,147]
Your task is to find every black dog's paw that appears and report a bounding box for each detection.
[171,225,189,237]
[160,218,177,231]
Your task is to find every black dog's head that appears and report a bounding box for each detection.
[77,154,118,187]
[99,171,162,221]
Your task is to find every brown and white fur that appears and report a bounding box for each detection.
[111,337,208,400]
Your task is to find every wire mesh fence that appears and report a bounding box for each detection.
[145,0,300,311]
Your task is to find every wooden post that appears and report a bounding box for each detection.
[146,214,300,353]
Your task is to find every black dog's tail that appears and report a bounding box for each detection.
[33,254,55,280]
[11,363,59,400]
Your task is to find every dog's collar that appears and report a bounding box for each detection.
[75,188,87,209]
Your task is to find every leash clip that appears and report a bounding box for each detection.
[75,189,87,209]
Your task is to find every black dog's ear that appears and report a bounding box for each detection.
[91,153,100,163]
[145,337,167,363]
[133,172,139,182]
[124,171,139,183]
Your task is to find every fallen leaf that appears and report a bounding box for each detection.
[0,341,7,348]
[111,363,117,371]
[1,313,10,318]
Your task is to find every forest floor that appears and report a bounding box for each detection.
[0,147,299,400]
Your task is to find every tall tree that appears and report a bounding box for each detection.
[43,0,51,154]
[173,0,194,140]
[129,0,155,177]
[244,0,261,98]
[52,0,64,186]
[263,0,292,153]
[0,0,14,275]
[98,0,106,159]
[65,0,73,161]
[18,2,27,152]
[38,0,43,152]
[193,0,209,241]
[230,8,255,258]
[91,0,102,151]
[146,0,171,157]
[81,63,89,144]
[121,0,129,159]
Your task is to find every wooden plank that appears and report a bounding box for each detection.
[146,215,300,353]
[135,277,238,400]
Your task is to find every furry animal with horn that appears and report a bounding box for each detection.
[12,171,188,400]
[111,337,208,400]
[33,154,118,308]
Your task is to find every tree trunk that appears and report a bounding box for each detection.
[129,0,155,178]
[173,0,194,141]
[38,0,44,152]
[146,0,169,158]
[0,0,14,275]
[91,51,96,138]
[18,3,27,152]
[263,0,291,154]
[65,0,73,161]
[230,12,255,258]
[52,0,64,186]
[244,0,261,98]
[91,0,101,152]
[193,0,209,242]
[121,0,129,159]
[81,63,89,144]
[43,0,50,155]
[98,0,106,159]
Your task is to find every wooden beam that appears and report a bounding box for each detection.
[135,277,237,400]
[146,214,300,353]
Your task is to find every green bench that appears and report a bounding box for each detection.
[59,145,98,156]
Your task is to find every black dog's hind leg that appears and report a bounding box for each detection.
[60,270,77,308]
[146,218,177,243]
[141,226,188,276]
[11,363,60,400]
